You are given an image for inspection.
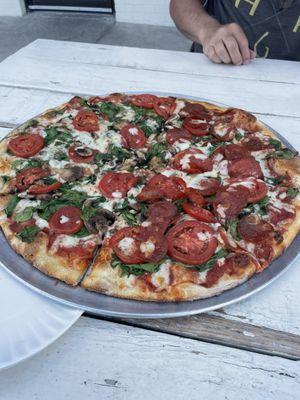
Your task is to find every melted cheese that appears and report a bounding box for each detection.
[150,261,171,288]
[15,199,40,213]
[140,239,155,257]
[118,237,135,255]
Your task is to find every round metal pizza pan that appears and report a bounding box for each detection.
[0,92,299,319]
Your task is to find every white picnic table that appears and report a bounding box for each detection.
[0,39,299,399]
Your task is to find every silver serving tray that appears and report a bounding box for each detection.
[1,93,299,319]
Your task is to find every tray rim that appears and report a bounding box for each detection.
[0,91,299,319]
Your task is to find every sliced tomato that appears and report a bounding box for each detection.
[28,181,62,195]
[67,96,84,110]
[172,149,213,174]
[68,145,96,163]
[98,172,137,199]
[197,178,220,196]
[223,144,249,161]
[213,186,249,220]
[183,116,210,136]
[137,174,186,202]
[8,134,44,158]
[16,167,50,191]
[185,188,205,207]
[183,203,216,223]
[166,220,218,265]
[228,157,263,179]
[120,124,147,149]
[73,110,99,132]
[237,215,273,241]
[129,94,158,109]
[165,128,192,145]
[49,206,83,234]
[147,201,178,233]
[110,226,167,264]
[153,97,176,119]
[180,103,209,119]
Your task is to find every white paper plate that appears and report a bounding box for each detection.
[0,265,82,370]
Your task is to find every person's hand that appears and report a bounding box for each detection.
[201,21,256,65]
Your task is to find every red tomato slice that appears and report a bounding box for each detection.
[67,96,84,110]
[165,127,192,145]
[153,97,176,119]
[228,157,263,179]
[98,172,137,199]
[110,226,167,264]
[8,134,44,158]
[197,178,220,196]
[68,145,96,163]
[183,116,210,136]
[147,201,178,233]
[73,110,99,132]
[16,167,50,191]
[129,94,158,109]
[172,149,213,174]
[183,203,216,223]
[237,215,273,241]
[223,144,249,161]
[28,181,62,195]
[166,220,218,265]
[120,124,147,149]
[137,174,186,202]
[185,188,205,207]
[49,206,83,234]
[213,186,249,220]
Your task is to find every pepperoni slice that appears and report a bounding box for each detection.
[129,94,158,109]
[165,128,192,145]
[197,178,220,196]
[213,186,249,220]
[147,201,178,233]
[180,103,209,118]
[237,215,273,241]
[223,144,249,160]
[183,203,216,223]
[8,134,44,158]
[110,226,167,264]
[16,167,50,191]
[172,149,213,174]
[49,206,83,234]
[153,97,176,119]
[166,220,218,265]
[120,124,147,149]
[55,243,96,259]
[267,205,295,225]
[98,172,137,199]
[137,174,186,202]
[185,188,205,207]
[254,243,274,267]
[183,116,210,136]
[28,181,62,195]
[68,145,96,163]
[227,177,267,203]
[211,121,236,142]
[228,157,263,179]
[242,136,269,151]
[73,110,99,132]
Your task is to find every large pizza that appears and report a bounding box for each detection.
[0,93,299,301]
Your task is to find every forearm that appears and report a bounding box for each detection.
[169,0,220,44]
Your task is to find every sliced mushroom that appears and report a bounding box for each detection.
[83,200,116,234]
[73,146,94,157]
[59,166,84,182]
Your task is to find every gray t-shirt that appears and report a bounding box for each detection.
[193,0,300,61]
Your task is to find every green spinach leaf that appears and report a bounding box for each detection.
[4,195,20,216]
[16,226,40,243]
[13,207,34,223]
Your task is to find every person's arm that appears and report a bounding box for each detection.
[169,0,255,65]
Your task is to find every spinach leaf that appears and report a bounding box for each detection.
[226,219,241,241]
[146,143,168,162]
[235,131,244,141]
[286,188,299,199]
[97,102,122,119]
[4,195,20,216]
[59,188,88,204]
[269,138,282,151]
[81,197,106,222]
[138,121,157,137]
[37,200,66,220]
[208,143,224,157]
[16,226,40,243]
[242,196,270,216]
[2,175,10,184]
[44,127,72,146]
[13,207,34,223]
[94,145,129,165]
[12,158,45,172]
[54,150,68,161]
[192,249,229,272]
[111,255,163,277]
[115,199,137,225]
[275,148,298,160]
[174,198,185,213]
[264,176,284,185]
[74,226,90,238]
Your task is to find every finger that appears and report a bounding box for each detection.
[229,23,251,63]
[250,49,256,59]
[204,46,222,64]
[214,42,231,64]
[222,36,243,65]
